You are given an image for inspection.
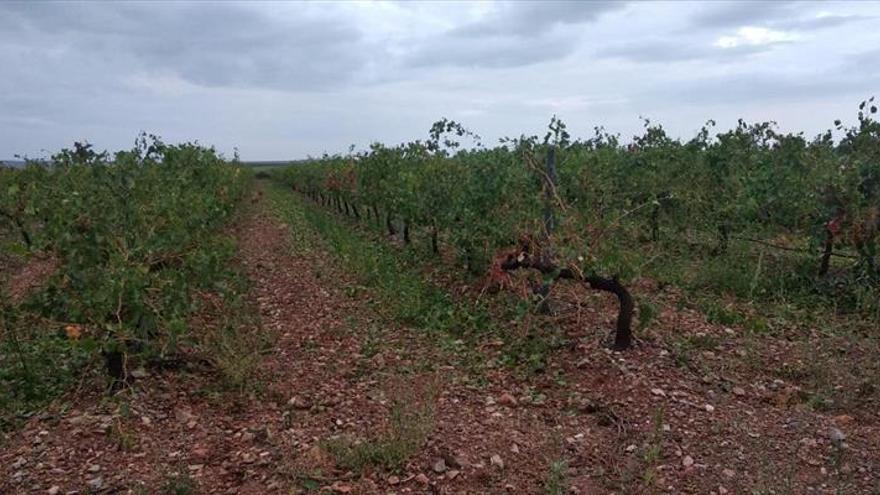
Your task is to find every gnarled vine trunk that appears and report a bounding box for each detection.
[819,227,834,277]
[584,274,634,350]
[386,211,396,236]
[501,250,634,350]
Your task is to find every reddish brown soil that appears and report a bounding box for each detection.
[5,255,56,304]
[1,192,878,494]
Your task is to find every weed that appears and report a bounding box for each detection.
[637,298,658,330]
[201,321,264,394]
[110,418,138,452]
[0,300,94,431]
[359,323,382,359]
[670,333,717,370]
[159,471,196,495]
[544,459,568,495]
[324,375,437,472]
[701,300,744,326]
[197,280,270,396]
[641,409,665,488]
[299,477,321,492]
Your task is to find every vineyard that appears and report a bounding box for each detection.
[275,102,880,344]
[1,103,880,493]
[1,136,248,427]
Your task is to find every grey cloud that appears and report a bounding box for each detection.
[408,34,571,69]
[840,48,880,76]
[649,68,875,108]
[0,1,876,161]
[690,1,801,29]
[773,14,873,31]
[690,1,870,32]
[454,1,625,38]
[0,2,372,91]
[405,1,625,69]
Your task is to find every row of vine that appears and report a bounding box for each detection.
[1,135,248,385]
[273,100,880,348]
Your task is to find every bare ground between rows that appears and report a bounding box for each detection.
[1,198,579,494]
[1,191,878,494]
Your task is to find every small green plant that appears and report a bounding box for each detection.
[544,459,568,495]
[325,376,437,472]
[641,409,666,488]
[360,323,382,359]
[0,296,94,431]
[160,471,196,495]
[669,333,717,370]
[638,298,658,330]
[110,417,138,452]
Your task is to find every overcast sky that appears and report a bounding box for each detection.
[1,1,878,160]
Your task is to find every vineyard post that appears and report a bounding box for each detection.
[543,145,557,237]
[536,145,558,314]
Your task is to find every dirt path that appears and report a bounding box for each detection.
[2,187,878,494]
[0,194,569,494]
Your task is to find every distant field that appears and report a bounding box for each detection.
[242,160,294,172]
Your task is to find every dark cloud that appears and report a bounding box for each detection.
[0,1,876,160]
[405,1,625,69]
[690,1,801,29]
[773,14,873,31]
[0,2,371,91]
[408,34,571,69]
[690,1,870,32]
[453,1,625,38]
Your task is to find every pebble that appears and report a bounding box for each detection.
[433,458,447,473]
[450,454,468,468]
[415,473,430,485]
[498,393,518,407]
[288,396,312,410]
[834,414,854,425]
[829,427,846,444]
[87,477,104,490]
[130,368,148,379]
[682,455,694,467]
[330,481,352,493]
[387,475,400,485]
[490,454,505,470]
[732,387,746,396]
[704,404,715,412]
[47,487,60,495]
